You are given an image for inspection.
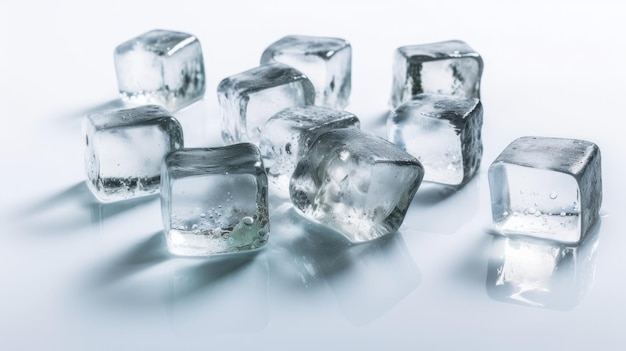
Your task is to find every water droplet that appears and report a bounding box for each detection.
[191,224,198,230]
[549,192,558,199]
[200,212,206,218]
[513,211,520,216]
[218,205,222,208]
[528,207,536,215]
[534,211,542,217]
[242,216,254,225]
[502,211,509,216]
[560,212,566,217]
[214,228,222,235]
[339,150,349,161]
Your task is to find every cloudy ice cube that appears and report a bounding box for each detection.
[218,63,315,145]
[388,93,483,186]
[114,29,205,112]
[261,35,352,110]
[83,105,183,203]
[390,40,483,108]
[259,106,360,195]
[290,129,424,242]
[161,144,270,256]
[489,137,602,243]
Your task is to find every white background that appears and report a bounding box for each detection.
[1,1,624,350]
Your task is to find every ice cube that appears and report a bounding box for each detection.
[83,105,183,203]
[161,144,270,256]
[387,93,483,186]
[260,35,352,110]
[258,106,360,195]
[290,129,424,242]
[390,40,483,108]
[488,137,602,243]
[486,227,599,310]
[218,63,315,145]
[114,29,205,112]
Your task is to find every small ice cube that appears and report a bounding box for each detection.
[488,137,602,243]
[390,40,483,108]
[114,29,206,112]
[258,106,360,195]
[217,63,315,145]
[83,105,184,203]
[161,144,270,256]
[290,129,424,242]
[260,35,352,110]
[388,93,483,186]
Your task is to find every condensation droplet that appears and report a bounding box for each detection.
[534,211,542,217]
[191,224,198,230]
[549,192,558,199]
[200,213,206,218]
[528,207,536,215]
[242,216,254,225]
[339,150,349,161]
[560,212,566,217]
[502,211,509,216]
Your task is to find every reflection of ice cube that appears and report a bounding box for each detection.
[83,105,183,203]
[388,93,483,186]
[390,40,483,108]
[290,128,424,242]
[114,29,205,112]
[217,63,315,145]
[261,35,352,109]
[161,144,269,256]
[486,222,600,310]
[259,106,360,195]
[489,136,602,243]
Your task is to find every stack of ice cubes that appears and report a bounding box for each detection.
[386,40,485,187]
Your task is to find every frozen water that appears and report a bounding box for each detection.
[290,129,424,242]
[218,63,315,145]
[258,106,360,195]
[486,227,599,310]
[114,29,205,112]
[489,137,602,243]
[388,93,483,186]
[161,144,269,256]
[390,40,483,108]
[83,105,184,203]
[261,35,352,110]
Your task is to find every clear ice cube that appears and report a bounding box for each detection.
[488,137,602,243]
[83,105,184,203]
[290,129,424,242]
[388,93,483,186]
[260,35,352,110]
[389,40,483,108]
[114,29,206,112]
[217,63,315,145]
[258,106,360,195]
[161,144,270,256]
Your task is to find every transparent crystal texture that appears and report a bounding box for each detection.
[258,106,360,195]
[260,35,352,110]
[114,29,206,112]
[161,144,270,256]
[217,63,315,145]
[83,105,184,203]
[486,225,599,310]
[290,129,424,242]
[389,40,483,108]
[488,137,602,244]
[388,93,483,186]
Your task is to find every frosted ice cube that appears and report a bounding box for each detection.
[217,63,315,145]
[114,29,205,112]
[260,35,351,110]
[83,105,183,203]
[387,93,483,186]
[290,129,424,242]
[161,144,270,256]
[486,227,599,310]
[258,106,360,195]
[488,137,602,243]
[390,40,483,108]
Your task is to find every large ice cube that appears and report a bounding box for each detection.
[488,137,602,243]
[114,29,206,112]
[83,105,183,203]
[161,144,270,256]
[260,35,352,110]
[258,106,360,195]
[387,93,483,186]
[217,63,315,145]
[290,129,424,242]
[390,40,483,108]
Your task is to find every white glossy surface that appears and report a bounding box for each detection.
[1,1,624,350]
